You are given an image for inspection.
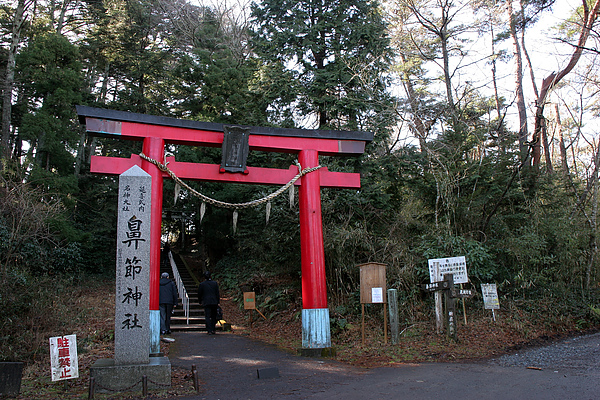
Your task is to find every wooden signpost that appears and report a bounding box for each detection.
[358,263,387,345]
[421,274,473,340]
[243,292,256,310]
[427,256,470,334]
[243,291,266,327]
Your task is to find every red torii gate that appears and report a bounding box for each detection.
[77,105,372,352]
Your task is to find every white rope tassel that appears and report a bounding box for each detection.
[233,209,239,233]
[200,202,206,223]
[289,185,295,209]
[174,182,181,205]
[266,201,271,224]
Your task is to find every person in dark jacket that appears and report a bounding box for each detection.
[197,271,220,334]
[159,272,179,334]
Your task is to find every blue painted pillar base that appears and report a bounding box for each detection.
[149,310,161,355]
[302,308,331,349]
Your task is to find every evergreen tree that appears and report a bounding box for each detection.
[250,0,395,132]
[17,32,82,175]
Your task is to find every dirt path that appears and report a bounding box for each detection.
[168,331,600,400]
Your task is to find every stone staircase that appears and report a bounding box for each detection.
[160,252,206,332]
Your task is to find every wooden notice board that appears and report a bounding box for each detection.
[358,262,388,345]
[358,262,387,304]
[243,292,256,310]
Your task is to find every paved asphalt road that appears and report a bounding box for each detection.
[169,331,600,400]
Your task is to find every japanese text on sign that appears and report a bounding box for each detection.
[371,287,384,303]
[115,166,151,365]
[118,184,149,331]
[481,283,500,310]
[49,335,79,381]
[428,256,468,284]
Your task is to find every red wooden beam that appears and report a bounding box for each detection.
[84,118,366,156]
[90,155,361,189]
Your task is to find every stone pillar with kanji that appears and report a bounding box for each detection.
[89,165,171,392]
[115,165,152,364]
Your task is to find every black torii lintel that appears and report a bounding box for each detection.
[76,105,374,143]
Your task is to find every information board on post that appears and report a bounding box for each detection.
[358,263,387,304]
[49,335,79,381]
[428,256,468,284]
[481,283,500,310]
[358,262,388,345]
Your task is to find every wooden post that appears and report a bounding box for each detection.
[384,303,388,344]
[435,292,444,334]
[142,375,148,397]
[88,377,95,400]
[388,289,399,344]
[460,283,468,325]
[191,365,199,392]
[244,292,256,328]
[444,274,457,341]
[433,262,444,334]
[255,308,267,320]
[361,304,365,345]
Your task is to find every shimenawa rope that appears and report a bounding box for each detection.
[138,153,322,210]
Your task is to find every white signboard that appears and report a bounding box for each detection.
[428,256,468,284]
[481,283,500,310]
[49,335,79,381]
[371,287,384,303]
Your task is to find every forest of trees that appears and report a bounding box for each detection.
[2,0,600,359]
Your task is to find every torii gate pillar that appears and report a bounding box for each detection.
[299,149,330,348]
[141,137,165,353]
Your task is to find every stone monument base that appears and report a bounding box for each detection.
[90,357,171,393]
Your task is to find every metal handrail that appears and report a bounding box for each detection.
[168,251,190,324]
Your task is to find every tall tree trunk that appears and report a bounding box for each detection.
[11,125,23,163]
[74,127,87,177]
[532,0,600,167]
[506,0,528,162]
[542,116,553,173]
[400,54,429,152]
[99,62,110,103]
[517,0,555,172]
[440,30,454,114]
[1,0,29,161]
[489,19,506,152]
[403,0,456,117]
[56,0,78,34]
[587,178,597,290]
[557,104,570,182]
[312,44,328,128]
[490,23,501,122]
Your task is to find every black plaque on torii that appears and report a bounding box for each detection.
[220,125,251,173]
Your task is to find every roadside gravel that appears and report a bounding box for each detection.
[491,331,600,372]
